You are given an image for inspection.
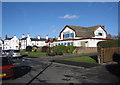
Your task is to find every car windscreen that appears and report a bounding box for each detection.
[0,57,12,66]
[9,50,20,53]
[14,50,20,52]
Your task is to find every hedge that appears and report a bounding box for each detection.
[97,40,120,48]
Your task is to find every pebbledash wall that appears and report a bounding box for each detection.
[1,25,112,50]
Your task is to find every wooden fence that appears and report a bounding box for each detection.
[98,47,120,64]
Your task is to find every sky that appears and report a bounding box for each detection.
[2,2,118,39]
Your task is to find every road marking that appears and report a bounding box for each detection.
[53,62,85,69]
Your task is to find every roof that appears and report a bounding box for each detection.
[60,25,106,38]
[31,38,46,41]
[21,37,27,40]
[5,38,12,40]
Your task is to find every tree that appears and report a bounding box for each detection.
[26,46,32,52]
[112,34,120,40]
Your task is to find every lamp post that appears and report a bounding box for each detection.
[49,42,50,53]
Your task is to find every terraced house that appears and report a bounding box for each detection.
[20,34,48,50]
[46,25,111,47]
[2,34,48,50]
[0,38,3,51]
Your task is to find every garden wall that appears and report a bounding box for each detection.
[74,47,97,54]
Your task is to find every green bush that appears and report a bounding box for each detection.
[47,52,56,56]
[26,46,32,52]
[41,46,49,52]
[67,45,76,53]
[32,47,37,52]
[55,51,63,55]
[37,47,42,52]
[52,45,68,53]
[97,40,120,48]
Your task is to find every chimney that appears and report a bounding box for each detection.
[13,35,17,38]
[5,35,8,39]
[38,35,41,39]
[22,34,25,38]
[46,35,48,40]
[27,33,30,38]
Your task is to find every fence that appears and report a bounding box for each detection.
[98,47,120,64]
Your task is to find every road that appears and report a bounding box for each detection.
[2,57,120,84]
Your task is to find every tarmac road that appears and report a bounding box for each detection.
[2,57,120,84]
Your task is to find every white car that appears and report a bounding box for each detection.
[7,50,22,58]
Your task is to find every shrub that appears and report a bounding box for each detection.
[41,46,49,52]
[32,47,37,52]
[26,46,32,52]
[47,52,56,56]
[52,45,68,53]
[97,40,120,48]
[67,45,76,53]
[37,47,42,52]
[55,51,63,55]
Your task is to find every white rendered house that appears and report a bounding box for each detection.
[0,39,3,50]
[3,35,19,50]
[46,25,111,47]
[20,34,48,50]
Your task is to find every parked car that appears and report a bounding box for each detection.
[2,50,9,56]
[7,50,22,58]
[0,56,14,79]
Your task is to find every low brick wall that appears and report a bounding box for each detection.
[74,47,97,54]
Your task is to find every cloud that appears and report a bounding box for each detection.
[52,30,57,33]
[60,14,79,19]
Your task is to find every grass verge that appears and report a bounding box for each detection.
[28,52,47,57]
[64,56,98,64]
[20,50,47,57]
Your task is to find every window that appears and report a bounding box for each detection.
[67,42,70,46]
[63,32,74,39]
[64,43,66,45]
[98,33,102,36]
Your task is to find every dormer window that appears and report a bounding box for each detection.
[98,33,102,36]
[63,32,74,39]
[95,30,103,36]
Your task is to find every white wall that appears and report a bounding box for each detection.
[59,27,75,40]
[94,27,107,38]
[4,40,10,50]
[10,36,19,50]
[21,40,26,49]
[0,40,3,50]
[31,41,46,47]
